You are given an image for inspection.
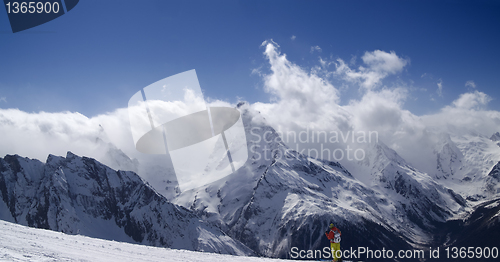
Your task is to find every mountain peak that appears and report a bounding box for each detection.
[367,141,407,168]
[490,132,500,142]
[66,151,78,159]
[46,154,65,165]
[487,161,500,180]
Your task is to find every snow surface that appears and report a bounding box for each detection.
[0,220,289,262]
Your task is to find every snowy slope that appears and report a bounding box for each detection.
[350,142,465,231]
[0,153,253,256]
[447,133,500,198]
[0,220,287,262]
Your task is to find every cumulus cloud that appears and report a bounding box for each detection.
[2,40,500,193]
[253,41,418,165]
[362,50,408,74]
[252,40,500,178]
[0,108,133,165]
[345,88,408,135]
[451,90,492,110]
[0,98,235,197]
[253,40,343,132]
[334,50,409,90]
[291,35,296,41]
[0,109,102,162]
[421,91,500,140]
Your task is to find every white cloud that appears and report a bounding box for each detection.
[0,109,109,162]
[421,91,500,140]
[2,40,500,195]
[255,41,485,147]
[361,50,408,74]
[253,40,343,133]
[334,50,409,90]
[451,90,491,110]
[291,35,296,41]
[0,97,6,103]
[345,88,408,134]
[253,41,416,159]
[310,45,322,53]
[465,80,476,89]
[252,40,500,179]
[437,79,443,97]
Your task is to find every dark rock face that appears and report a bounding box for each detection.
[486,162,500,195]
[433,197,500,262]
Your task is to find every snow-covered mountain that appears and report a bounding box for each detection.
[172,103,486,260]
[424,132,500,201]
[2,102,500,261]
[490,132,500,144]
[0,152,253,256]
[434,133,464,179]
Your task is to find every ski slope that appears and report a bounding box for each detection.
[0,220,290,262]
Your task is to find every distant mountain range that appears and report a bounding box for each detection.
[1,103,500,261]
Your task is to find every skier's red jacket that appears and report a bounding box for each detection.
[325,227,341,242]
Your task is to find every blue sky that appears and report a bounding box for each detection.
[0,0,499,117]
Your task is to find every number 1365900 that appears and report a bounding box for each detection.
[5,2,60,14]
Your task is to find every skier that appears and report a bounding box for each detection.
[325,223,341,262]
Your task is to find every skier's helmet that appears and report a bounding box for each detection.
[329,223,334,228]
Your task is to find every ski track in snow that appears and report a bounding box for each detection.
[0,220,291,262]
